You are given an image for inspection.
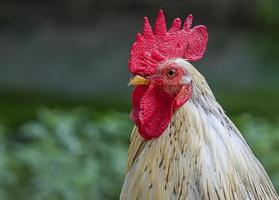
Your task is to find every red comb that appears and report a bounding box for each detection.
[129,10,208,75]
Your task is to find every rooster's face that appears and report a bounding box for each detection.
[129,59,192,140]
[128,10,207,140]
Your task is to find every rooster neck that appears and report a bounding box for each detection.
[121,60,278,200]
[121,88,278,200]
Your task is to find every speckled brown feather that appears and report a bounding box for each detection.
[120,59,279,200]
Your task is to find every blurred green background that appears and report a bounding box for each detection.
[0,0,278,199]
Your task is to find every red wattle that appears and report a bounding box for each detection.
[131,84,174,140]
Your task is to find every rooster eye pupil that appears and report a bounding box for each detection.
[167,69,176,77]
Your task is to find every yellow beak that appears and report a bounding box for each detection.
[128,75,150,86]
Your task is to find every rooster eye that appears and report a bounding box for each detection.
[166,68,176,78]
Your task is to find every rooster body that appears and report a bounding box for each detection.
[120,10,278,200]
[121,59,278,199]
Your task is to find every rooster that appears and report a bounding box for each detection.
[120,10,279,200]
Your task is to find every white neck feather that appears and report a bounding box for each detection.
[121,59,278,200]
[175,97,277,199]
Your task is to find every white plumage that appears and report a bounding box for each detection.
[121,59,278,200]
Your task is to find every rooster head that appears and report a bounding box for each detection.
[128,10,208,140]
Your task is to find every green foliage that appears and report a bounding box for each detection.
[0,108,132,200]
[235,115,279,190]
[256,0,279,29]
[0,108,278,199]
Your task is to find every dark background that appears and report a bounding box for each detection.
[0,0,278,199]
